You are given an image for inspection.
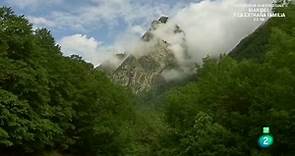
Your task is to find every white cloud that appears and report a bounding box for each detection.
[98,0,273,66]
[27,16,56,28]
[43,0,185,32]
[18,0,274,71]
[101,0,273,80]
[49,0,188,66]
[130,25,145,36]
[59,34,114,66]
[167,0,273,63]
[66,0,272,68]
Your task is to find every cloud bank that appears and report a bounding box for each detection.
[25,0,185,31]
[28,16,56,28]
[159,0,272,63]
[60,0,273,68]
[59,34,114,66]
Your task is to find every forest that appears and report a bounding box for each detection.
[0,4,295,156]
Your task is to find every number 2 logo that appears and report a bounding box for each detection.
[263,137,269,145]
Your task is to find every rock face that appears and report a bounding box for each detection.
[112,40,180,93]
[108,16,189,93]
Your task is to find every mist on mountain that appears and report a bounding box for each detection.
[100,0,273,93]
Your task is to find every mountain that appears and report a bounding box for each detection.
[104,3,295,94]
[103,16,190,94]
[229,4,295,61]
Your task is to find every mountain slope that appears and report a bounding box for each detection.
[158,4,295,155]
[111,17,189,93]
[112,40,179,93]
[229,4,295,61]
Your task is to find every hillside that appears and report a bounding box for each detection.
[229,4,295,61]
[157,4,295,155]
[0,7,135,156]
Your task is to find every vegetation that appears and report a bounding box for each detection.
[229,4,295,61]
[0,7,135,156]
[0,4,295,156]
[158,4,295,155]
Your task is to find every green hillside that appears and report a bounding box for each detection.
[229,4,295,61]
[0,7,136,156]
[158,4,295,156]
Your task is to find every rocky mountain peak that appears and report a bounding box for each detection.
[102,16,190,94]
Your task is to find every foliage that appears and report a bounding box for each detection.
[0,7,135,156]
[229,4,295,62]
[159,5,295,155]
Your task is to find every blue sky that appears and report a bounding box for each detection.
[0,0,200,65]
[1,0,196,44]
[0,0,272,66]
